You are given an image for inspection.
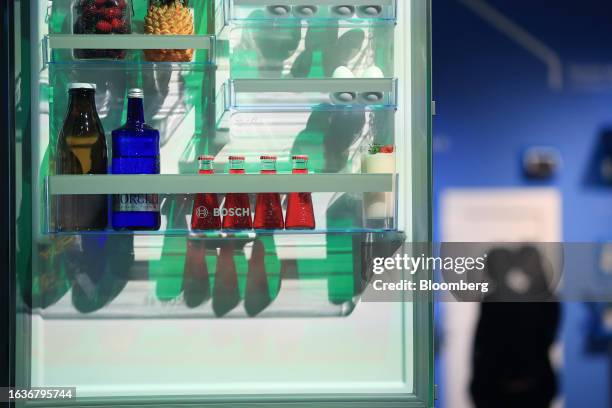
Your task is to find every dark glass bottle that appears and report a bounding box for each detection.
[111,88,161,230]
[56,83,108,232]
[253,155,284,230]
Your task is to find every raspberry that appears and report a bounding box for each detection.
[95,20,112,33]
[111,18,124,33]
[104,7,121,20]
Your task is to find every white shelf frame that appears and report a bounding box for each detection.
[47,174,395,195]
[47,34,214,50]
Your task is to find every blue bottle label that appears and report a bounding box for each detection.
[114,194,159,212]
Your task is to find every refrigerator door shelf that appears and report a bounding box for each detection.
[226,23,394,79]
[29,231,406,319]
[45,34,216,65]
[45,173,400,234]
[223,0,397,25]
[48,174,395,194]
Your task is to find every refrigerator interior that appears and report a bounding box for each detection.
[13,0,432,404]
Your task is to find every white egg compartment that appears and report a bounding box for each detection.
[227,23,394,79]
[224,0,397,22]
[226,78,397,108]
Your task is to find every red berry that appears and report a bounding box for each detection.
[95,0,106,6]
[82,4,97,18]
[111,18,123,32]
[104,7,121,19]
[95,20,112,33]
[380,145,395,153]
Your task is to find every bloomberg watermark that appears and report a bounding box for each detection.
[357,242,587,302]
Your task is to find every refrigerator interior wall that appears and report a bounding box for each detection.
[17,0,431,404]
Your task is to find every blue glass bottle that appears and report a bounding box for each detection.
[112,88,161,230]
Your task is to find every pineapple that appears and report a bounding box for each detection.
[144,0,194,62]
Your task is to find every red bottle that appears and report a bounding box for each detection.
[285,155,315,230]
[191,155,222,230]
[222,156,253,230]
[254,155,284,230]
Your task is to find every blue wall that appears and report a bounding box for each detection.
[433,1,612,406]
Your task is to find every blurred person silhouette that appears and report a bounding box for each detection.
[470,246,560,408]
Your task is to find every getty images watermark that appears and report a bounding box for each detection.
[371,253,490,294]
[359,242,569,302]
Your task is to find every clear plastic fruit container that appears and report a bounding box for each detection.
[71,0,133,60]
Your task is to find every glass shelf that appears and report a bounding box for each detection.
[214,81,396,180]
[44,34,216,65]
[29,231,406,319]
[226,23,394,79]
[223,0,397,25]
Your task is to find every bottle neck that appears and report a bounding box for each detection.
[292,159,309,174]
[229,159,245,174]
[260,159,277,173]
[198,160,214,174]
[69,89,97,116]
[127,97,145,125]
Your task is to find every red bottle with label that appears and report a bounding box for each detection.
[191,155,222,230]
[285,155,315,229]
[222,156,253,230]
[253,155,284,230]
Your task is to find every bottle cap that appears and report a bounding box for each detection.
[128,88,144,98]
[69,83,96,90]
[292,155,309,161]
[198,155,215,161]
[228,155,245,161]
[260,155,277,160]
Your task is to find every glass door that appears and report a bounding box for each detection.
[10,0,432,406]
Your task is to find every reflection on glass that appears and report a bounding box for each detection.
[212,242,241,317]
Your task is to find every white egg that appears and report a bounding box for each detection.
[331,5,355,17]
[334,92,356,102]
[265,5,291,17]
[362,65,385,78]
[357,5,382,17]
[293,5,318,17]
[332,66,355,79]
[361,92,383,103]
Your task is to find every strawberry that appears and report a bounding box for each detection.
[379,145,395,153]
[95,20,112,33]
[104,7,122,20]
[110,18,124,32]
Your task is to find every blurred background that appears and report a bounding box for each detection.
[432,0,612,407]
